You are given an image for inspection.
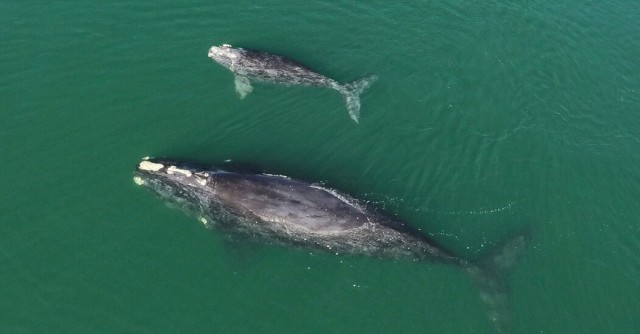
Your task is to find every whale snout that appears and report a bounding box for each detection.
[208,46,218,58]
[134,157,212,189]
[136,157,195,177]
[207,44,238,64]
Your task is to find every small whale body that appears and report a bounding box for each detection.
[208,44,377,123]
[134,157,528,333]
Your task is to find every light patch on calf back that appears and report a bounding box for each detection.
[139,161,164,171]
[167,166,192,177]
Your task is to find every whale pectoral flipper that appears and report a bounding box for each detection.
[234,75,253,99]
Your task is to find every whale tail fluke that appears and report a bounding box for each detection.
[465,231,530,334]
[338,75,378,123]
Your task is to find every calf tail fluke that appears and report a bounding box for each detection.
[465,232,530,334]
[338,75,378,123]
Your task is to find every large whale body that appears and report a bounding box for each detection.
[133,157,527,333]
[208,44,377,123]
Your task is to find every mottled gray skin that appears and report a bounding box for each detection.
[207,44,377,123]
[209,45,338,88]
[134,157,462,264]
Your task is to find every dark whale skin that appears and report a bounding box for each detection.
[134,158,460,264]
[133,157,528,334]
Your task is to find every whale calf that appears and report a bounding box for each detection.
[207,44,377,123]
[134,157,528,333]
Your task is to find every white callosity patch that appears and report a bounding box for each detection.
[139,161,164,171]
[195,177,207,186]
[208,45,238,61]
[167,166,192,177]
[133,176,145,185]
[194,172,209,186]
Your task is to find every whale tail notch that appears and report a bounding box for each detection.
[464,231,530,334]
[338,75,378,123]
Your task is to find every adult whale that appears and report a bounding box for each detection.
[133,157,528,333]
[207,44,377,123]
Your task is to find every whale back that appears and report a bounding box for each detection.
[211,173,368,232]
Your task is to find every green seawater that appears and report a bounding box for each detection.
[1,1,639,333]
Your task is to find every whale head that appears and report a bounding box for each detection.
[208,44,240,68]
[133,157,219,218]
